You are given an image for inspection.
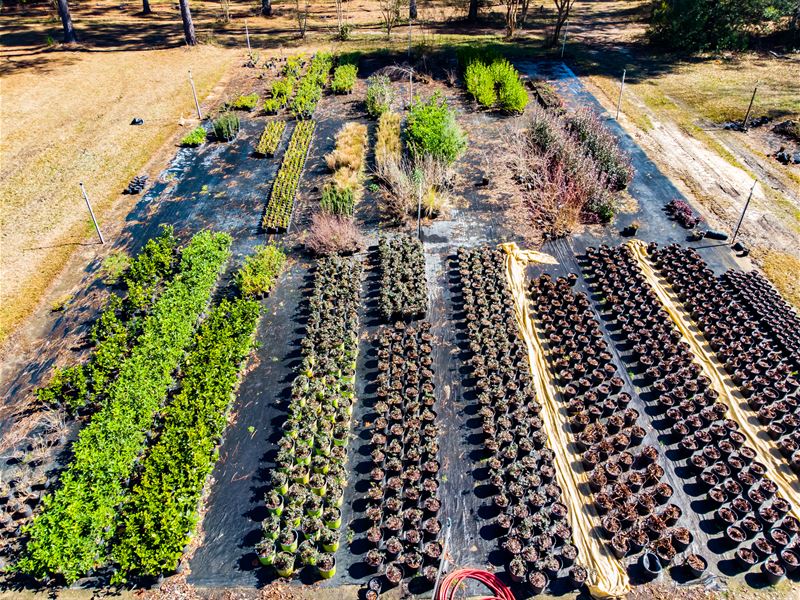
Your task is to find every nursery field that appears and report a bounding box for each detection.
[1,41,799,600]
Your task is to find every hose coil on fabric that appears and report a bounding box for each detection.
[435,568,516,600]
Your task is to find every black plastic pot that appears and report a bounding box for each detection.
[639,552,662,580]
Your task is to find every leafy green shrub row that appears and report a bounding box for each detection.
[291,53,333,120]
[464,59,528,114]
[365,75,394,119]
[236,244,288,298]
[17,231,232,583]
[212,112,240,141]
[228,93,260,111]
[256,256,362,579]
[263,120,316,231]
[180,126,207,147]
[406,92,467,166]
[330,64,357,94]
[35,227,179,413]
[256,121,287,157]
[111,296,261,581]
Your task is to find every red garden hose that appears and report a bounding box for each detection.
[435,568,516,600]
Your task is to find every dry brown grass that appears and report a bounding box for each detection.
[375,111,402,167]
[0,45,235,341]
[751,248,800,310]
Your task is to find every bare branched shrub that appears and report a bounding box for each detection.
[566,108,633,190]
[376,154,453,221]
[306,213,364,255]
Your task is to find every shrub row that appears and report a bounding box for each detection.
[263,120,316,232]
[111,296,263,581]
[180,126,207,147]
[256,120,287,157]
[235,243,288,299]
[17,231,232,583]
[321,122,368,217]
[265,56,307,114]
[36,227,179,413]
[256,256,362,580]
[330,63,357,95]
[377,235,428,321]
[291,53,333,120]
[465,59,528,114]
[228,93,260,111]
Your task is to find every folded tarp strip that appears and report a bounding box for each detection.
[628,240,800,522]
[501,242,631,600]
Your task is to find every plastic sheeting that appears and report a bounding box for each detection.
[628,240,800,522]
[501,242,632,600]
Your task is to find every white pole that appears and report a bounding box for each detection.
[615,69,626,120]
[245,19,252,57]
[188,69,202,120]
[80,182,105,245]
[560,19,568,58]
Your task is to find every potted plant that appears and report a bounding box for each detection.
[262,514,281,541]
[274,551,296,577]
[299,539,319,567]
[323,506,342,530]
[266,490,284,516]
[279,527,298,553]
[256,539,277,566]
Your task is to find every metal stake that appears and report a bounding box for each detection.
[188,69,202,120]
[80,182,105,244]
[732,180,758,243]
[245,19,252,59]
[742,81,760,130]
[615,68,626,120]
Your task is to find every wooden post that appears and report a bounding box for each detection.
[615,69,626,120]
[188,69,202,120]
[732,180,758,243]
[742,81,759,130]
[80,182,105,245]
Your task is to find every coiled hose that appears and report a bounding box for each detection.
[435,568,516,600]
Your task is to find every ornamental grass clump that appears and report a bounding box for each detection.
[464,58,528,114]
[566,108,632,190]
[321,122,368,217]
[366,75,395,119]
[375,111,402,170]
[212,112,240,141]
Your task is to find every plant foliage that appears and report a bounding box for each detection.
[236,244,288,298]
[330,64,357,95]
[365,75,395,119]
[406,93,467,165]
[17,231,231,583]
[378,235,428,321]
[180,126,207,147]
[228,93,260,111]
[256,121,287,157]
[263,120,316,231]
[212,112,241,141]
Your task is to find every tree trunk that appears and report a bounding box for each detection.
[142,0,152,14]
[409,0,417,20]
[262,0,272,16]
[179,0,197,45]
[56,0,78,43]
[468,0,478,22]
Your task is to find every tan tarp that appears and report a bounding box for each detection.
[627,240,800,522]
[501,242,631,600]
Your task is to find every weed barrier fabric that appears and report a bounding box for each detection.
[627,240,800,520]
[500,242,631,599]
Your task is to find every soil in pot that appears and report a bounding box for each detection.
[684,553,707,578]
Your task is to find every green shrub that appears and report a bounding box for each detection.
[491,60,528,113]
[365,75,394,119]
[271,78,294,102]
[35,365,88,411]
[99,251,130,285]
[263,120,316,231]
[180,126,207,147]
[331,64,357,94]
[263,98,282,115]
[212,113,240,141]
[464,61,496,107]
[111,296,260,580]
[236,244,287,298]
[406,92,467,165]
[228,93,260,111]
[17,231,232,583]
